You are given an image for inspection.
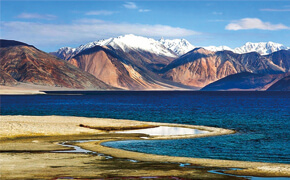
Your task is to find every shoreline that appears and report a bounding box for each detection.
[82,140,290,177]
[0,83,199,95]
[0,115,289,179]
[2,86,285,95]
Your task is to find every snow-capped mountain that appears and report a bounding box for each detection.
[53,38,115,60]
[199,42,289,55]
[204,45,233,52]
[233,42,289,55]
[58,47,76,54]
[159,38,195,56]
[106,34,177,57]
[72,38,114,55]
[51,47,77,60]
[55,34,178,59]
[158,39,289,56]
[53,35,290,60]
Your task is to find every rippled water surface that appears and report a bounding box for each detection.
[1,91,289,163]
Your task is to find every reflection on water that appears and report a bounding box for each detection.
[115,126,208,136]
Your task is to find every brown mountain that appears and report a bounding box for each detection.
[68,46,191,90]
[201,72,289,91]
[0,39,113,89]
[265,50,290,72]
[267,75,290,91]
[0,69,18,86]
[161,48,288,87]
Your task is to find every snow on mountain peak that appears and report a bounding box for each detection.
[159,38,195,56]
[67,34,177,58]
[105,34,177,57]
[57,47,76,54]
[234,41,288,55]
[54,35,289,59]
[204,45,233,52]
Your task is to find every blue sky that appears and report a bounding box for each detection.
[1,0,290,52]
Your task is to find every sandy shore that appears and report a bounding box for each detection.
[0,85,46,95]
[0,115,289,179]
[0,83,92,95]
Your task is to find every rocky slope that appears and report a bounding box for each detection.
[0,39,113,89]
[161,48,288,87]
[201,72,289,91]
[267,75,290,91]
[68,45,192,90]
[264,50,290,73]
[0,69,18,86]
[49,35,290,90]
[52,35,192,90]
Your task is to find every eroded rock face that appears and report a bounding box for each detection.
[161,48,288,87]
[69,46,176,90]
[0,69,18,86]
[0,40,113,89]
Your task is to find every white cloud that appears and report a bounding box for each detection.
[139,9,151,13]
[1,20,199,48]
[123,2,150,13]
[212,11,223,15]
[73,19,105,24]
[16,13,57,20]
[260,8,290,12]
[85,10,116,16]
[123,2,137,9]
[225,18,289,30]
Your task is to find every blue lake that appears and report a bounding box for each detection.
[1,91,289,163]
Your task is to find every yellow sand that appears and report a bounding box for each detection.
[0,115,289,179]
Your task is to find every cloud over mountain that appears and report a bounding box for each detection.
[1,20,198,49]
[226,18,289,31]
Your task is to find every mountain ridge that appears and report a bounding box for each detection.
[267,75,290,91]
[0,39,114,89]
[67,45,193,90]
[160,48,289,87]
[201,72,289,91]
[52,34,290,59]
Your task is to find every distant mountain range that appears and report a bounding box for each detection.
[53,34,290,59]
[161,48,289,87]
[51,34,178,60]
[50,34,290,90]
[1,35,289,91]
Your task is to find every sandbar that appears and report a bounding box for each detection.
[0,115,289,179]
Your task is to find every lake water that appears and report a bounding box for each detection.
[1,91,289,163]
